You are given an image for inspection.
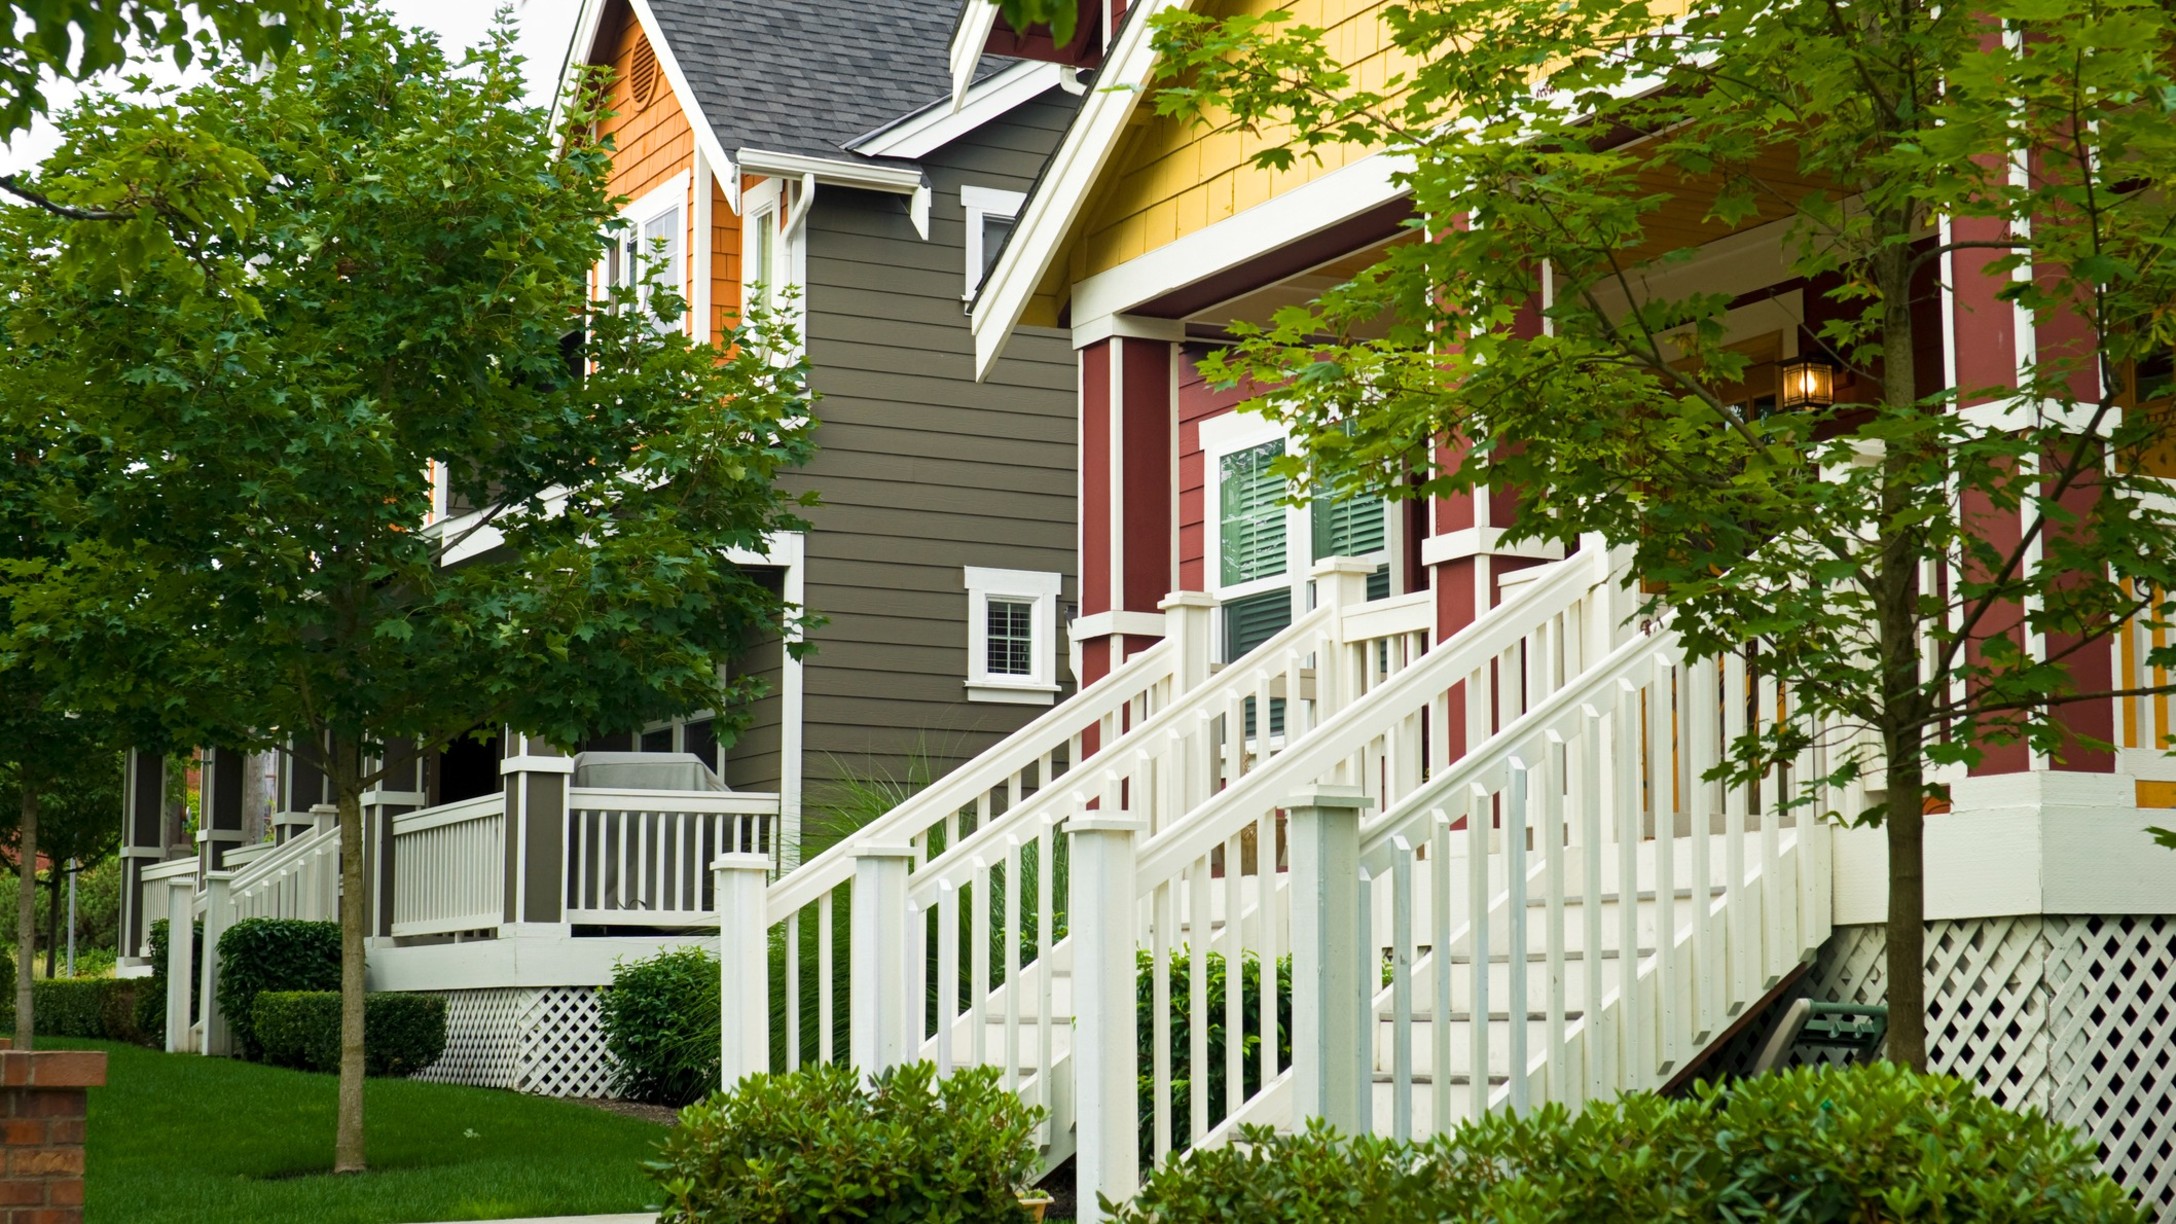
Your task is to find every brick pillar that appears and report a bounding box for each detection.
[0,1048,105,1223]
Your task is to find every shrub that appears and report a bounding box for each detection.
[1109,1062,2145,1223]
[601,946,720,1105]
[1136,949,1290,1163]
[252,990,448,1077]
[31,977,143,1041]
[215,917,340,1059]
[651,1061,1043,1223]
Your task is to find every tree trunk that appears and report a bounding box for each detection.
[43,868,61,980]
[15,785,37,1050]
[331,732,368,1173]
[1874,237,1929,1071]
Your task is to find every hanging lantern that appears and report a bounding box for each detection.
[1779,355,1837,410]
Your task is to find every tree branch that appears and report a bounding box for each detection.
[0,176,134,222]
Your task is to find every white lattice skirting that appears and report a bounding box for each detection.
[1804,918,2176,1221]
[413,986,618,1098]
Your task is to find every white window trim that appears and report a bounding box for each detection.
[1201,411,1392,653]
[965,566,1063,705]
[607,170,692,336]
[740,177,809,351]
[962,185,1026,302]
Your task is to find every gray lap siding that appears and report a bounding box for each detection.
[787,92,1080,797]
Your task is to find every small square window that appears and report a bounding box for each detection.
[965,566,1063,704]
[962,185,1026,301]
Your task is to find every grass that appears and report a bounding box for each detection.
[58,1038,669,1224]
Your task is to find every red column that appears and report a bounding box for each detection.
[1075,332,1177,686]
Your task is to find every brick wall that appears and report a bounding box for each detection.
[0,1049,105,1224]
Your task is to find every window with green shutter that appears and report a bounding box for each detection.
[1219,440,1287,587]
[1310,492,1385,563]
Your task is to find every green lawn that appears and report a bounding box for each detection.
[58,1039,668,1224]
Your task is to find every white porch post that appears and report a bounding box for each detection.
[849,843,914,1076]
[1068,811,1143,1221]
[164,878,193,1053]
[1289,784,1370,1132]
[198,871,234,1056]
[715,852,771,1088]
[1159,592,1217,693]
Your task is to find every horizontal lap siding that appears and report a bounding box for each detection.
[795,93,1080,791]
[1177,343,1252,591]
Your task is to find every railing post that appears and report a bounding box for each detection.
[715,852,771,1090]
[1158,592,1218,691]
[164,878,193,1054]
[198,872,234,1056]
[1289,784,1371,1132]
[500,735,571,926]
[1068,811,1143,1221]
[849,843,915,1077]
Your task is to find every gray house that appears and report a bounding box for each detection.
[534,0,1085,856]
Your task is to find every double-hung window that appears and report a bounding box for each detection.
[604,173,688,334]
[1206,421,1392,663]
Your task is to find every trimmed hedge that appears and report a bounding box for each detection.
[651,1061,1044,1223]
[32,977,144,1042]
[215,918,340,1059]
[252,990,448,1077]
[1109,1062,2144,1223]
[600,946,720,1105]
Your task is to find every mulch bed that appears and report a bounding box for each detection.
[567,1096,681,1126]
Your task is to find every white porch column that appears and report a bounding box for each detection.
[164,878,193,1054]
[715,852,771,1088]
[1289,784,1370,1132]
[849,843,915,1077]
[1067,811,1143,1221]
[198,871,234,1056]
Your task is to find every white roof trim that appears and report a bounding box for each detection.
[1070,150,1412,323]
[949,2,1005,108]
[851,61,1065,161]
[554,0,742,215]
[738,149,932,239]
[968,0,1192,379]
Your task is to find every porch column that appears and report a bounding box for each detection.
[196,747,247,872]
[363,741,426,938]
[1943,193,2118,788]
[275,733,331,844]
[501,732,571,927]
[1072,318,1184,686]
[118,748,165,960]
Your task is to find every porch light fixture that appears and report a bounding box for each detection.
[1778,355,1837,410]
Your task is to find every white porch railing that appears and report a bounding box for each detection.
[391,793,505,937]
[565,788,780,926]
[229,820,341,924]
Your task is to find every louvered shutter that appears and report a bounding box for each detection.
[1310,492,1385,562]
[1219,441,1287,586]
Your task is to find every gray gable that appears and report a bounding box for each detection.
[642,0,973,162]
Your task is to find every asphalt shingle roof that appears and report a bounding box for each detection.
[641,0,970,162]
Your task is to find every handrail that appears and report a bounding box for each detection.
[766,638,1176,917]
[1359,626,1675,870]
[229,819,337,893]
[390,793,502,836]
[905,605,1337,900]
[570,787,781,815]
[1133,546,1617,888]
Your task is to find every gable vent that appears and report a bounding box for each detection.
[628,36,659,108]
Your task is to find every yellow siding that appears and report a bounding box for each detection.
[1074,0,1409,280]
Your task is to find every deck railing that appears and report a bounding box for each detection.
[565,788,780,926]
[390,794,505,937]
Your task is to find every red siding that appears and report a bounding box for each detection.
[1081,340,1112,617]
[1176,343,1256,591]
[1120,339,1173,613]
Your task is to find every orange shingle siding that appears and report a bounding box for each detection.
[595,3,745,344]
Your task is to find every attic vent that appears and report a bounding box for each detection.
[628,36,659,108]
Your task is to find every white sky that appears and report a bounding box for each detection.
[0,0,585,174]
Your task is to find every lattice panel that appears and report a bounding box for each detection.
[415,989,523,1090]
[1923,918,2050,1114]
[516,986,618,1098]
[2046,916,2176,1220]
